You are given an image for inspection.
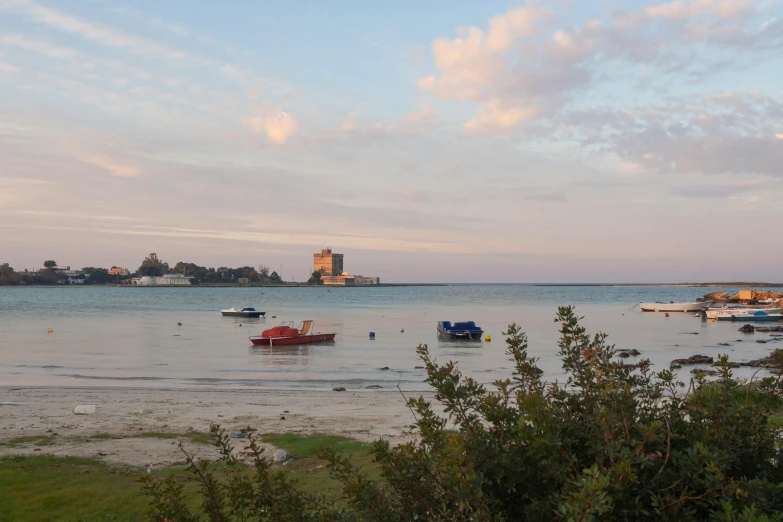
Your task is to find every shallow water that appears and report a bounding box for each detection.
[0,285,779,391]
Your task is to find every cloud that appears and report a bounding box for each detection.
[79,155,140,177]
[645,0,756,21]
[2,0,190,59]
[243,110,298,145]
[0,59,19,73]
[463,99,538,134]
[0,33,79,61]
[339,111,357,131]
[419,1,780,136]
[670,181,764,198]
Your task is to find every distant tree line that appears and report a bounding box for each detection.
[1,254,306,286]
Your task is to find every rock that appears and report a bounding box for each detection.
[756,326,783,332]
[533,367,544,375]
[738,324,755,333]
[629,349,641,356]
[380,367,390,371]
[670,355,714,366]
[283,410,289,413]
[713,362,740,368]
[365,385,383,389]
[273,449,287,463]
[757,340,768,344]
[618,352,630,358]
[681,332,700,335]
[73,405,96,415]
[691,369,718,376]
[332,387,346,392]
[670,363,682,369]
[739,349,783,369]
[231,431,247,438]
[704,291,729,302]
[718,343,731,347]
[280,416,286,420]
[414,366,424,369]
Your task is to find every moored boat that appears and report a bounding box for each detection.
[716,310,783,322]
[249,320,335,346]
[704,307,781,320]
[222,307,266,318]
[437,321,483,340]
[639,302,710,312]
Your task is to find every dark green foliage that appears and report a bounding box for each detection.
[308,271,323,285]
[144,307,783,521]
[138,253,170,277]
[0,263,66,285]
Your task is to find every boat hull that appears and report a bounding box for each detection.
[436,327,483,340]
[640,302,709,312]
[705,308,781,320]
[249,333,335,346]
[222,311,265,318]
[716,314,782,322]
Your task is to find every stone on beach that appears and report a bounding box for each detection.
[670,355,714,368]
[273,449,287,463]
[73,405,96,415]
[332,387,346,392]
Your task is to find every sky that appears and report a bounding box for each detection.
[1,0,782,283]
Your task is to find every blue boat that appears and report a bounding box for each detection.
[717,310,783,322]
[437,321,483,340]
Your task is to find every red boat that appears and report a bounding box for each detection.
[249,320,336,346]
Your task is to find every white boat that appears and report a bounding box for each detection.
[716,310,783,322]
[704,307,781,320]
[221,307,265,318]
[639,301,710,312]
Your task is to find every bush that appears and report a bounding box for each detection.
[142,307,783,521]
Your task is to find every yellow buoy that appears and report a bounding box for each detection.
[484,334,491,342]
[47,328,53,333]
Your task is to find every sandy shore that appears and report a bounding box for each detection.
[0,386,425,467]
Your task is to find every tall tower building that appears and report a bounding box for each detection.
[313,248,344,276]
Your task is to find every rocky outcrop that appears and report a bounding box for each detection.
[670,355,714,368]
[739,349,783,369]
[704,291,729,302]
[739,324,756,333]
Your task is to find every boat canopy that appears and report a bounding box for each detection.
[440,321,483,333]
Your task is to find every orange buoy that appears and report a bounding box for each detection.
[665,313,669,318]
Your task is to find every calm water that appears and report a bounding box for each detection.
[0,285,779,391]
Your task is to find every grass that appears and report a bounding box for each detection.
[261,433,369,457]
[0,435,54,447]
[261,433,381,497]
[0,455,150,521]
[0,432,378,519]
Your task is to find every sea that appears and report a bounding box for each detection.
[0,285,779,392]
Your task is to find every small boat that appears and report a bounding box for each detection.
[249,320,335,346]
[716,310,783,322]
[437,321,483,340]
[221,307,266,318]
[639,302,710,312]
[704,307,781,320]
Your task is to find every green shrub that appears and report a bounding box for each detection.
[142,306,783,521]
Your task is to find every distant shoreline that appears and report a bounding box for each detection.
[533,283,783,288]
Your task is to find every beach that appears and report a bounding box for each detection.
[0,386,421,467]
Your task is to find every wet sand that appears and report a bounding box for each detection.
[0,386,423,467]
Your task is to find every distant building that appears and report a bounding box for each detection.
[109,267,129,277]
[323,275,355,286]
[323,273,380,286]
[131,274,192,286]
[313,248,344,276]
[64,271,87,284]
